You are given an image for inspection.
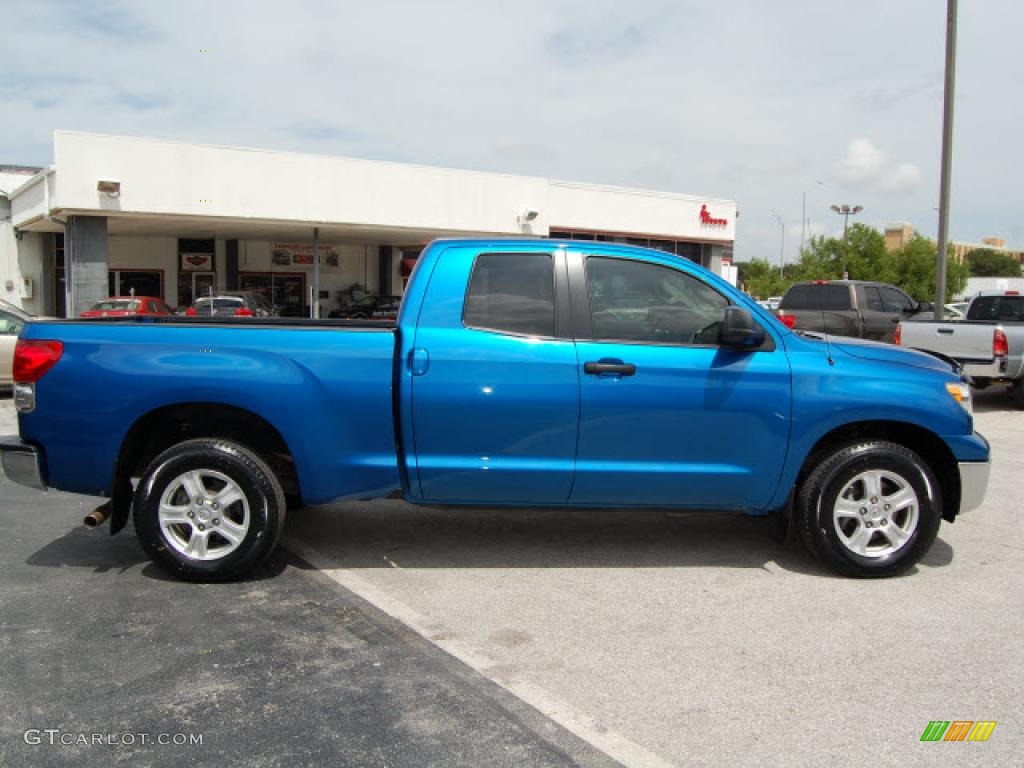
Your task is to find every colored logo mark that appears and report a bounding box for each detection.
[920,721,997,742]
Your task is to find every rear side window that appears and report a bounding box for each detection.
[967,296,1024,322]
[464,253,555,337]
[781,284,850,311]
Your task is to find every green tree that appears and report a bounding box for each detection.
[794,224,895,283]
[736,259,786,299]
[892,234,969,303]
[966,248,1021,277]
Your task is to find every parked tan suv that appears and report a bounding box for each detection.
[0,300,31,389]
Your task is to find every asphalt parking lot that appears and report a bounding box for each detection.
[1,390,1021,767]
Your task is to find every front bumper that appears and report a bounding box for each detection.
[958,460,990,514]
[0,437,47,490]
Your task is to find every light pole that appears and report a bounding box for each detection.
[934,0,958,319]
[771,213,785,275]
[830,203,863,279]
[800,180,825,258]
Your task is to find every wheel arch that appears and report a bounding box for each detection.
[110,402,301,534]
[794,420,960,523]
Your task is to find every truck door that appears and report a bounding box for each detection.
[567,252,791,510]
[879,286,917,342]
[860,285,895,340]
[408,246,579,504]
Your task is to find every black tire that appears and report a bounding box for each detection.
[796,440,941,578]
[133,439,286,582]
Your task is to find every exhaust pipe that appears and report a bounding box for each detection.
[83,503,112,529]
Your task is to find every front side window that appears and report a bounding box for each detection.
[879,286,915,312]
[864,286,885,311]
[464,253,555,337]
[585,257,729,344]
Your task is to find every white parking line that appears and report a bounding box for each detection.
[285,536,677,768]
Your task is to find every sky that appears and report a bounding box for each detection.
[2,0,1021,263]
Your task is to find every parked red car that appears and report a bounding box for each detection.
[81,297,174,318]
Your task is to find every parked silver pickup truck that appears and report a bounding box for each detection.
[896,291,1024,388]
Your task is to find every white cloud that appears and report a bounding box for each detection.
[836,138,923,193]
[1,0,1021,254]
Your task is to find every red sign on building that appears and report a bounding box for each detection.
[700,204,728,227]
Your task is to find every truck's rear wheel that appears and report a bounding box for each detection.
[796,441,941,578]
[133,439,286,582]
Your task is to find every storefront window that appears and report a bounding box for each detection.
[239,272,306,316]
[109,270,164,299]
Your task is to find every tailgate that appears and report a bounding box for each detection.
[901,322,995,362]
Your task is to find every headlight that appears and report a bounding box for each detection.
[945,381,973,416]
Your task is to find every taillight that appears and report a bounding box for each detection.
[994,328,1008,357]
[234,307,253,317]
[13,340,64,383]
[186,307,197,316]
[776,311,797,329]
[893,324,902,345]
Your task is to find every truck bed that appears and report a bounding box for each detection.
[18,318,402,504]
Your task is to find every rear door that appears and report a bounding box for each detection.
[408,246,579,504]
[860,285,895,340]
[568,251,791,509]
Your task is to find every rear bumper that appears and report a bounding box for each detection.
[0,437,47,490]
[958,461,990,514]
[963,359,1007,380]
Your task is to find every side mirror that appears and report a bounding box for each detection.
[721,306,765,349]
[916,301,934,314]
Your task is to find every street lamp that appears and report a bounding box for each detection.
[800,180,825,258]
[771,213,785,274]
[830,203,863,279]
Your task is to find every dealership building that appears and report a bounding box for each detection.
[1,131,737,317]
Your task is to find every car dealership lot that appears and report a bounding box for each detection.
[1,390,1021,767]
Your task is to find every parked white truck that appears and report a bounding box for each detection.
[896,291,1024,389]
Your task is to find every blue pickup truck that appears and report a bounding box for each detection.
[2,239,990,580]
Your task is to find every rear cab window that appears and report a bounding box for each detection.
[780,284,851,311]
[967,296,1024,322]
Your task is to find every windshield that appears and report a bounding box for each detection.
[0,299,31,320]
[91,300,140,311]
[195,298,244,308]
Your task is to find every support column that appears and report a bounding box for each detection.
[379,245,393,296]
[225,239,240,290]
[66,216,108,318]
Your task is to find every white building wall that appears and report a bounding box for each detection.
[2,169,49,314]
[0,224,47,315]
[43,132,550,237]
[548,181,736,242]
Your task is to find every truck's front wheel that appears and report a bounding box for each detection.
[133,439,286,582]
[796,441,941,578]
